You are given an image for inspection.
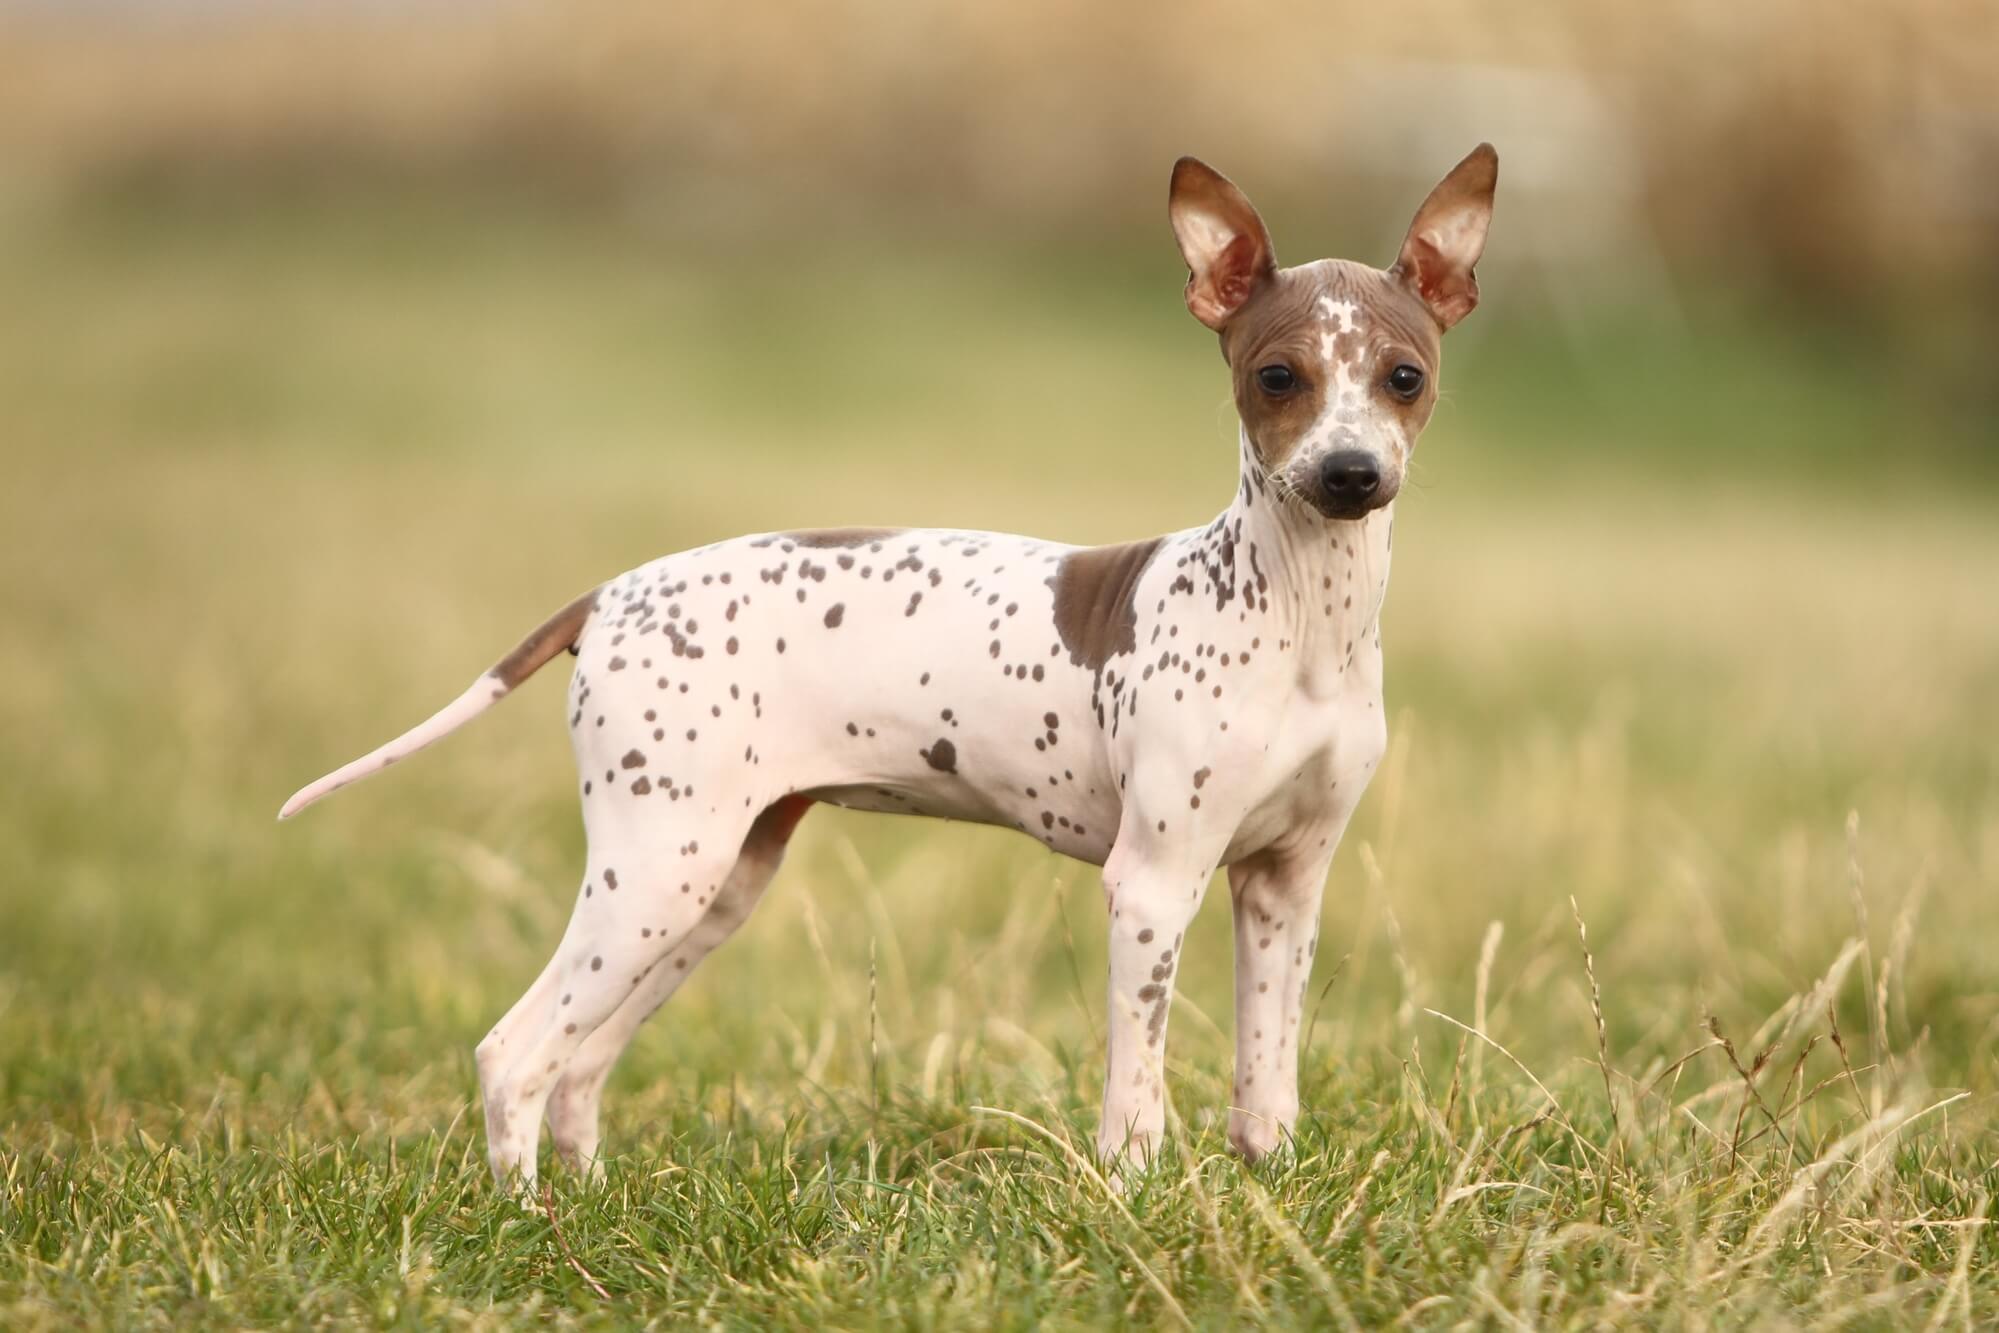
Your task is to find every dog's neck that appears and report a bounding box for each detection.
[1214,428,1393,695]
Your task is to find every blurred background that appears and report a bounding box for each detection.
[2,0,1995,1182]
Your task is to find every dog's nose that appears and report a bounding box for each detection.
[1319,451,1382,505]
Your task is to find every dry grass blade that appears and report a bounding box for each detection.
[1730,1094,1972,1278]
[967,1105,1191,1331]
[541,1180,612,1303]
[1328,1149,1393,1247]
[1571,898,1621,1219]
[1301,952,1350,1059]
[1570,899,1619,1141]
[1845,810,1887,1118]
[1827,1002,1870,1122]
[1471,920,1504,1107]
[1705,1015,1789,1171]
[1422,1009,1605,1168]
[1241,1177,1361,1332]
[1920,1189,1989,1333]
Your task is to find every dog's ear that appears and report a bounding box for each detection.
[1169,157,1277,331]
[1393,143,1498,330]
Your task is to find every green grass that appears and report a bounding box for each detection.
[2,191,1996,1328]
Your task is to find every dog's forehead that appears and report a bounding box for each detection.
[1226,259,1439,367]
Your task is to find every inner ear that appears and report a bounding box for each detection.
[1394,143,1497,331]
[1202,234,1265,317]
[1400,232,1479,329]
[1169,157,1276,331]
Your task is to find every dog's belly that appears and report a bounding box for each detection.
[801,777,1121,865]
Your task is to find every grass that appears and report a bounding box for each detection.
[1,190,1996,1327]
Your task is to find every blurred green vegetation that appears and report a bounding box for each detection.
[8,186,1994,496]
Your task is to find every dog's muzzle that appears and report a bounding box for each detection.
[1312,449,1395,519]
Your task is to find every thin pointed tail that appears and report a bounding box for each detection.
[277,586,599,820]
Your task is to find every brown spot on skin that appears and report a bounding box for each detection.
[621,749,646,769]
[631,776,652,795]
[921,738,958,774]
[823,603,845,628]
[1051,538,1163,670]
[488,587,601,689]
[785,527,904,549]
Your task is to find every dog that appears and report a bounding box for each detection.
[281,145,1497,1185]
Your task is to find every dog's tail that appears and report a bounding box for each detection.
[277,586,600,821]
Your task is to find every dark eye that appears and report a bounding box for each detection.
[1256,365,1297,395]
[1386,364,1425,399]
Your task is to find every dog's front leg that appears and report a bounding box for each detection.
[1094,825,1226,1174]
[1224,844,1335,1162]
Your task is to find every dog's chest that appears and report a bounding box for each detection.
[1221,663,1386,861]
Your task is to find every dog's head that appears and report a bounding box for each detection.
[1169,145,1497,520]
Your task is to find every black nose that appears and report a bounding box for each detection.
[1319,451,1381,505]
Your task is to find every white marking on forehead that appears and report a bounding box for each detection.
[1316,295,1362,361]
[1316,294,1360,333]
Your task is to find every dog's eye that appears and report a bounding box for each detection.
[1386,364,1425,399]
[1256,365,1297,395]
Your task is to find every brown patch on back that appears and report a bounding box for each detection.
[1052,538,1162,670]
[786,528,904,549]
[489,587,601,689]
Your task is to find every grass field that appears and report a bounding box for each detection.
[2,192,1996,1327]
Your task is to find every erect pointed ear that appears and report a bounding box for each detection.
[1393,143,1498,330]
[1169,157,1277,331]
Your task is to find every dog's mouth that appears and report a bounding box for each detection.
[1307,494,1388,521]
[1303,476,1400,521]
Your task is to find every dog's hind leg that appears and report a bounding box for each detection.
[476,810,758,1189]
[474,895,602,1145]
[545,796,812,1174]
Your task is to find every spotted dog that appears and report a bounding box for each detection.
[281,145,1499,1185]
